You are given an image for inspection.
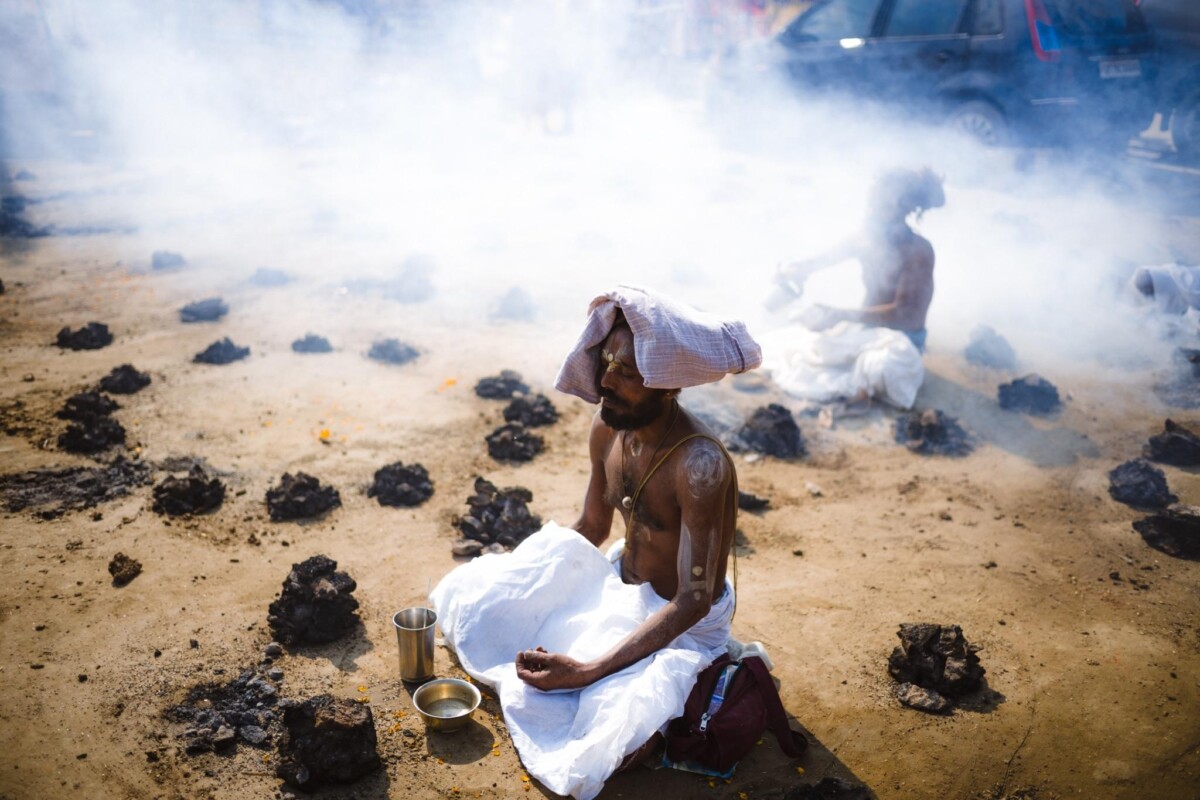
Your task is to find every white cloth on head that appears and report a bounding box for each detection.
[554,284,763,404]
[430,523,734,800]
[758,321,924,409]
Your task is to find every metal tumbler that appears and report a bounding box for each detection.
[393,607,437,682]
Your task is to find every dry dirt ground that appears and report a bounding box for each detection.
[1,177,1198,800]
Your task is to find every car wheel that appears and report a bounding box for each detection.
[1169,88,1200,164]
[948,100,1007,147]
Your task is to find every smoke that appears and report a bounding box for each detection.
[3,0,1191,381]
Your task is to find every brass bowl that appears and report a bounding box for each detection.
[412,678,481,733]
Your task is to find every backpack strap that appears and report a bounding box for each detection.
[741,656,808,758]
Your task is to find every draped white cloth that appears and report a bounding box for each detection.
[430,523,734,800]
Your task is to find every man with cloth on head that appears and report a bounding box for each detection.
[430,285,762,800]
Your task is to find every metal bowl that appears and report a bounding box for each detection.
[412,678,481,733]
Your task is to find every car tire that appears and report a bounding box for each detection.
[948,100,1007,147]
[1169,88,1200,164]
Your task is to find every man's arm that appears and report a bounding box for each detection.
[809,241,934,330]
[517,438,731,691]
[571,411,616,548]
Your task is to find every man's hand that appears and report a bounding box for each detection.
[515,646,596,691]
[797,303,843,331]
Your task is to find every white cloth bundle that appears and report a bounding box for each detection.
[758,321,924,409]
[431,523,733,800]
[555,285,763,403]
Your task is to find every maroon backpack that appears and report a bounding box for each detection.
[665,654,808,773]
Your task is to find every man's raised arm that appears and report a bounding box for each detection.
[571,411,615,548]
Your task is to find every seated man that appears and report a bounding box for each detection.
[768,167,945,353]
[431,285,761,800]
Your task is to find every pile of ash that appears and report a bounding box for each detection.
[894,409,972,457]
[503,394,558,427]
[452,476,542,557]
[475,370,529,399]
[179,297,228,323]
[99,364,150,394]
[367,338,417,365]
[56,322,113,351]
[1133,506,1200,560]
[151,250,186,270]
[267,555,360,645]
[291,334,332,354]
[0,457,150,518]
[152,465,226,516]
[194,337,249,365]
[266,472,340,521]
[963,325,1016,370]
[738,491,771,512]
[1144,419,1200,466]
[998,374,1061,415]
[56,391,125,455]
[887,623,984,713]
[367,462,433,507]
[486,422,544,462]
[1108,459,1176,508]
[732,404,805,459]
[276,695,381,790]
[492,286,537,322]
[248,267,292,287]
[108,553,142,587]
[166,667,281,754]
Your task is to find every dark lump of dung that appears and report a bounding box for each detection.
[738,491,770,512]
[887,623,984,714]
[275,695,381,790]
[1108,459,1176,509]
[151,250,186,270]
[56,322,113,351]
[486,422,544,462]
[292,334,332,354]
[733,404,805,459]
[367,462,433,508]
[475,370,529,399]
[194,337,250,365]
[0,457,150,518]
[179,297,228,323]
[99,364,151,394]
[267,555,360,646]
[366,338,417,365]
[57,392,125,455]
[1144,419,1200,466]
[452,476,542,557]
[152,465,226,516]
[997,374,1061,415]
[167,667,281,755]
[266,472,340,522]
[248,267,292,287]
[1133,507,1200,560]
[894,409,972,457]
[503,393,558,427]
[57,391,119,421]
[108,552,142,587]
[963,325,1017,370]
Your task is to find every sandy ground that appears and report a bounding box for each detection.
[1,173,1199,800]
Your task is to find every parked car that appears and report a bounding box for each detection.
[763,0,1158,147]
[1141,0,1200,162]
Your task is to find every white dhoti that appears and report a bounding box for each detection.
[430,522,734,800]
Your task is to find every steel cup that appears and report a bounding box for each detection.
[393,607,437,682]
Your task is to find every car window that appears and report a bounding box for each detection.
[782,0,879,43]
[884,0,968,37]
[967,0,1004,35]
[1044,0,1146,40]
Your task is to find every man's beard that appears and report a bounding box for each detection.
[599,390,670,431]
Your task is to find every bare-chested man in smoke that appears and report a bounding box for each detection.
[514,310,737,691]
[431,286,760,797]
[770,167,945,352]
